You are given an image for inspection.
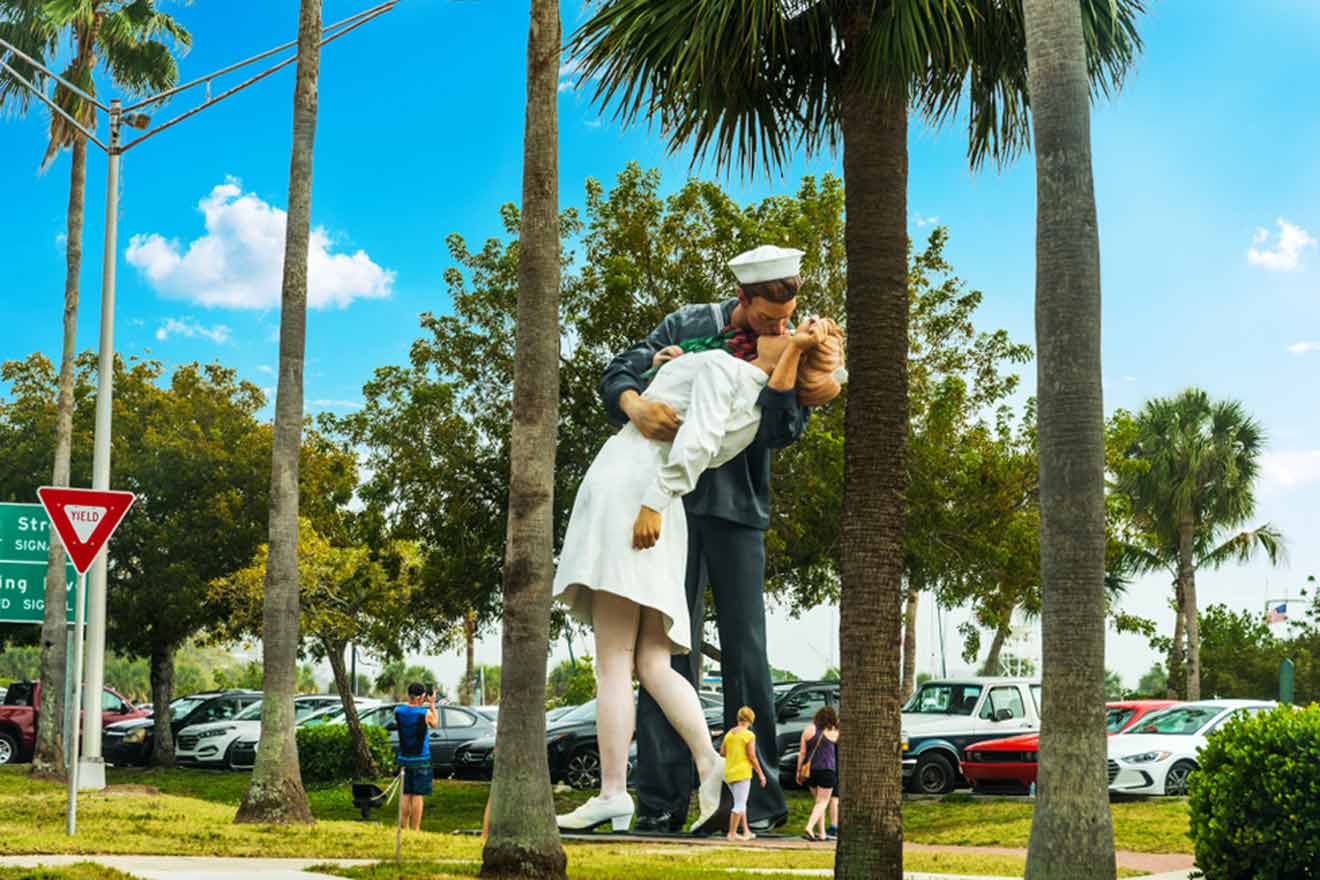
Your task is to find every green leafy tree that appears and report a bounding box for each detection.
[822,667,841,683]
[1134,664,1168,698]
[1103,670,1125,701]
[212,520,429,777]
[770,667,801,684]
[1113,391,1283,700]
[546,656,596,709]
[373,661,439,701]
[0,0,189,778]
[0,353,352,766]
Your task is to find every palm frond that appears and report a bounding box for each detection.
[1197,523,1286,571]
[104,37,178,95]
[0,10,58,115]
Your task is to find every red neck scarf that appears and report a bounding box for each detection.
[724,323,758,363]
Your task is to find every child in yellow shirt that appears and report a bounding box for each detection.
[720,706,767,840]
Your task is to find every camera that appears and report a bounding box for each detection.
[425,684,435,697]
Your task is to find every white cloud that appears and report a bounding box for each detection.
[912,213,940,228]
[256,365,274,375]
[1287,341,1320,354]
[125,177,395,310]
[154,316,231,344]
[1123,375,1137,382]
[1262,449,1320,489]
[558,58,582,92]
[55,233,67,249]
[1247,218,1315,272]
[585,118,603,129]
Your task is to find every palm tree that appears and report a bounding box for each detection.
[234,0,320,826]
[570,4,1142,875]
[0,0,188,779]
[1114,389,1278,700]
[1019,1,1117,875]
[479,0,566,876]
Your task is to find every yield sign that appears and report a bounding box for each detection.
[36,487,136,575]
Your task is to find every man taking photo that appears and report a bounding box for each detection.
[395,682,438,831]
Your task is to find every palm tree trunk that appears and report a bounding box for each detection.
[980,621,1011,677]
[235,0,320,825]
[1167,582,1185,699]
[835,31,908,880]
[32,135,87,779]
[149,641,176,767]
[1021,1,1117,877]
[463,609,478,704]
[1179,517,1200,701]
[901,586,919,699]
[326,639,377,778]
[480,1,566,877]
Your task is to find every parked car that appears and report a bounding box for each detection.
[474,705,499,724]
[103,690,262,766]
[1107,699,1276,797]
[227,698,379,771]
[454,695,725,789]
[0,681,145,766]
[175,694,342,769]
[545,705,574,724]
[772,681,841,759]
[961,700,1178,793]
[358,702,497,778]
[901,677,1042,795]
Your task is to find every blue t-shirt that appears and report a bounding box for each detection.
[395,704,432,765]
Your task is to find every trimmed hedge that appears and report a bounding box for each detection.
[1188,704,1320,879]
[296,723,394,783]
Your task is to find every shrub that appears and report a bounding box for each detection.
[1188,704,1320,879]
[296,723,394,783]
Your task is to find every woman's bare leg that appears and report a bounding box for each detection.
[635,609,720,775]
[592,591,641,800]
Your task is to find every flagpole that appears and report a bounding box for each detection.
[65,570,87,836]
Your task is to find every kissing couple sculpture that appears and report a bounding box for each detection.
[552,245,845,834]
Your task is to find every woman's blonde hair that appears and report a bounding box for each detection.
[737,706,756,725]
[796,318,846,407]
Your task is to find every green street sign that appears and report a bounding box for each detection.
[0,503,81,625]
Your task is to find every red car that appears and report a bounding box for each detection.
[961,700,1177,793]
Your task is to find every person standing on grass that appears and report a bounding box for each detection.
[722,706,767,840]
[395,683,438,831]
[795,706,839,841]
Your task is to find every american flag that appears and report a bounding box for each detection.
[1267,603,1288,624]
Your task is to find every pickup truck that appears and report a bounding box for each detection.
[0,680,146,765]
[901,677,1041,795]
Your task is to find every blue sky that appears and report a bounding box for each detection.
[3,1,1319,690]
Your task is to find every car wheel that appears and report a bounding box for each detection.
[911,753,956,795]
[1164,760,1197,797]
[565,748,602,790]
[0,731,18,765]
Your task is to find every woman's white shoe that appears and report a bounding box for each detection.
[556,793,635,832]
[689,756,727,833]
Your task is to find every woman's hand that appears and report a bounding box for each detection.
[632,506,662,549]
[651,344,684,369]
[790,317,827,351]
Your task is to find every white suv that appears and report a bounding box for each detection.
[175,694,340,768]
[901,677,1042,794]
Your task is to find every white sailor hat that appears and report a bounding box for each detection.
[727,245,804,285]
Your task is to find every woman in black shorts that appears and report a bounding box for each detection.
[795,706,839,841]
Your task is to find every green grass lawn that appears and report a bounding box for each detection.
[0,766,1188,878]
[0,867,137,880]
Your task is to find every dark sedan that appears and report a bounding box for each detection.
[454,694,724,789]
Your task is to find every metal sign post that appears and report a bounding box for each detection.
[65,570,87,836]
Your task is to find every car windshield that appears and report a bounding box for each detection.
[170,698,206,718]
[1123,705,1226,736]
[556,700,596,723]
[235,701,263,721]
[904,683,983,716]
[1105,707,1136,733]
